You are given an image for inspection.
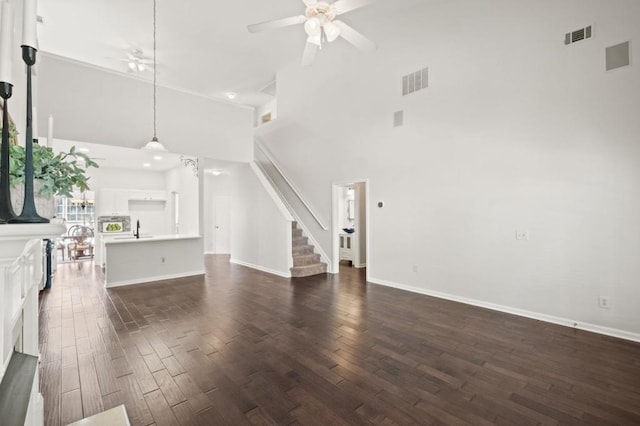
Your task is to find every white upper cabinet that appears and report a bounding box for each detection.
[98,189,130,216]
[128,190,168,202]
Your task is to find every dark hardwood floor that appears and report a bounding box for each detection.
[39,255,640,425]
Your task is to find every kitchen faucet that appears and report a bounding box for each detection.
[134,220,140,239]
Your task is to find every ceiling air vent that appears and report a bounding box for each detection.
[402,67,428,96]
[565,25,592,45]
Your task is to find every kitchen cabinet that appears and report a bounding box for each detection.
[98,189,130,216]
[128,190,168,202]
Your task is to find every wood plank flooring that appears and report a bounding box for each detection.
[39,255,640,425]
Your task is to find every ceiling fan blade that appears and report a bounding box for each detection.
[247,15,307,33]
[301,40,318,67]
[333,20,377,52]
[332,0,374,15]
[302,0,317,5]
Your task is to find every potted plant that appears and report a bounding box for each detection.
[9,143,99,198]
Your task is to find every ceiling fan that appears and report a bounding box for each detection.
[248,0,377,66]
[111,49,154,73]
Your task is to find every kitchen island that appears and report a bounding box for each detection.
[103,234,204,287]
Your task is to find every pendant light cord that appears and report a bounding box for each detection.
[153,0,157,140]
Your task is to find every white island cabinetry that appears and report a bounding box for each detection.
[103,234,204,287]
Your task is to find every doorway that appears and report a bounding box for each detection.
[332,180,369,275]
[213,195,231,253]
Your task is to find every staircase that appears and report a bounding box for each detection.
[290,221,327,278]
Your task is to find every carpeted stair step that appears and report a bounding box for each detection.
[292,228,303,238]
[293,253,321,266]
[292,236,309,247]
[292,244,315,256]
[290,262,327,278]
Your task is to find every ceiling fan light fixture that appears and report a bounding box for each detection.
[324,21,340,42]
[128,61,136,70]
[304,17,321,36]
[137,63,145,72]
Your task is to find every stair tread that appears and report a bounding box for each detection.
[290,262,327,278]
[291,263,326,270]
[293,253,319,259]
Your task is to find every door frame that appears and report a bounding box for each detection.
[331,179,370,280]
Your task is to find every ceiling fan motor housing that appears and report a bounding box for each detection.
[305,2,336,22]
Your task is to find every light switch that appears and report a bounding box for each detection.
[515,230,529,241]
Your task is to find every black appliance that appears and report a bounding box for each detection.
[44,239,54,289]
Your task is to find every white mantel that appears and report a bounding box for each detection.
[0,223,66,426]
[0,223,64,257]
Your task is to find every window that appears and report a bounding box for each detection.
[54,193,96,229]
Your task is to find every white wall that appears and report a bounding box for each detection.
[165,165,199,235]
[230,163,291,277]
[36,54,254,162]
[85,167,165,191]
[256,0,640,337]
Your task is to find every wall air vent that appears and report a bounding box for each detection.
[402,67,428,96]
[565,25,592,45]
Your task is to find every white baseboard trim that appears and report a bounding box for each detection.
[204,251,230,255]
[230,258,291,278]
[354,263,367,269]
[368,276,640,343]
[106,271,205,288]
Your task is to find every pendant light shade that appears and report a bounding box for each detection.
[143,136,167,152]
[141,0,167,152]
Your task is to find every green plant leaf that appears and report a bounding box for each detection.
[9,144,99,197]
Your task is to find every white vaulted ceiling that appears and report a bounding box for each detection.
[36,0,425,106]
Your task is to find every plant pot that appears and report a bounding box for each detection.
[10,180,56,219]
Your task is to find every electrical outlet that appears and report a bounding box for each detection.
[515,230,529,241]
[412,264,418,273]
[598,296,611,309]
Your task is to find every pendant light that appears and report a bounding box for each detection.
[142,0,167,152]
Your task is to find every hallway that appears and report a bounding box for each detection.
[39,256,640,425]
